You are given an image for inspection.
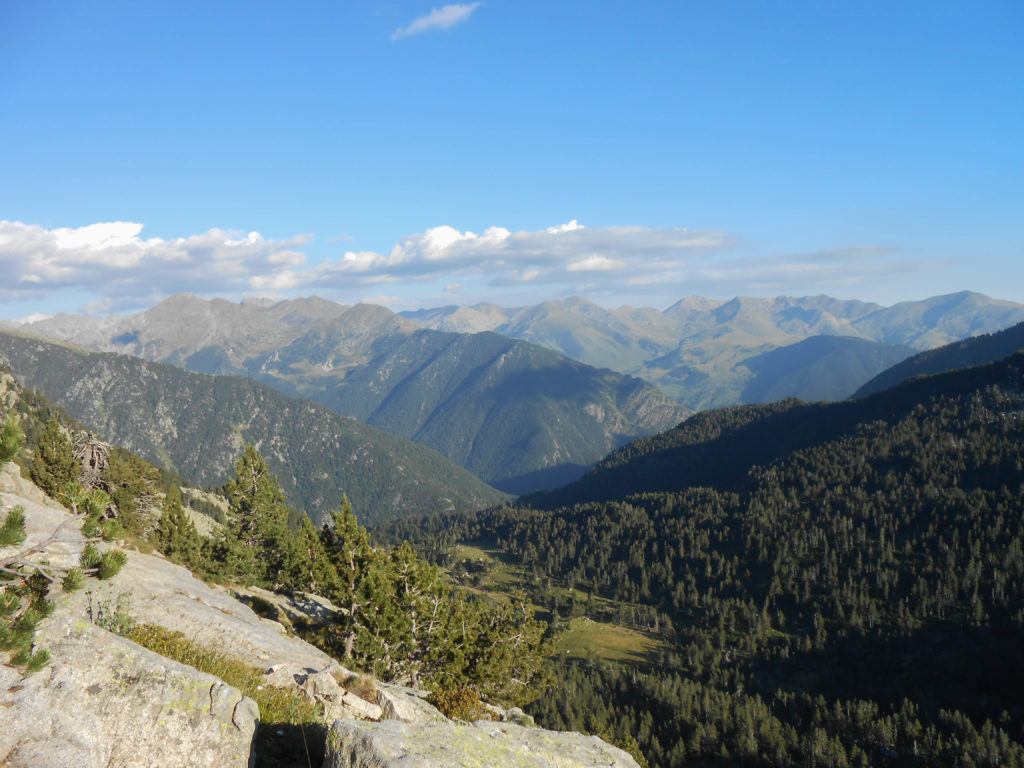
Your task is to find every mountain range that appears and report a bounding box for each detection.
[0,328,505,525]
[15,290,1024,493]
[402,290,1024,409]
[18,295,689,493]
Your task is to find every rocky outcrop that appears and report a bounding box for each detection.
[375,684,448,726]
[261,663,383,722]
[0,613,258,768]
[323,718,642,768]
[1,464,260,767]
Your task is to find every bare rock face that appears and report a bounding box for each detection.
[0,612,258,768]
[323,718,641,768]
[375,684,448,726]
[263,663,385,723]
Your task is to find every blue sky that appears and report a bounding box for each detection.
[1,0,1021,318]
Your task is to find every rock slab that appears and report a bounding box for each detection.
[0,612,258,768]
[323,718,641,768]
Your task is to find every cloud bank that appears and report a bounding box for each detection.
[0,220,310,313]
[392,3,482,40]
[0,219,933,315]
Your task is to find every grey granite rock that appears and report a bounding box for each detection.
[323,718,641,768]
[0,612,257,768]
[376,684,449,726]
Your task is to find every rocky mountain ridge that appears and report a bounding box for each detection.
[402,290,1024,408]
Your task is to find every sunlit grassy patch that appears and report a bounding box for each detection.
[553,617,664,666]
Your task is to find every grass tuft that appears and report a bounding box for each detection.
[128,623,324,768]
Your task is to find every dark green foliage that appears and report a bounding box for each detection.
[222,446,296,587]
[78,544,127,581]
[68,483,123,542]
[157,486,202,568]
[0,412,24,464]
[308,497,548,700]
[384,352,1024,766]
[0,506,26,548]
[285,512,336,596]
[532,658,1024,768]
[61,567,84,592]
[80,543,103,571]
[29,417,77,498]
[96,550,127,580]
[855,318,1024,398]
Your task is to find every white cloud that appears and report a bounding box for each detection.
[0,218,732,312]
[547,219,583,234]
[359,294,402,307]
[303,221,729,292]
[12,312,53,324]
[0,218,935,315]
[0,220,310,310]
[566,254,623,272]
[392,3,482,40]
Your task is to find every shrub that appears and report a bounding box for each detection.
[427,683,494,722]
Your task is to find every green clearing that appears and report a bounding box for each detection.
[451,541,528,592]
[553,617,664,667]
[450,540,667,669]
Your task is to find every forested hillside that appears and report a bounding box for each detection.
[0,329,505,524]
[855,320,1024,398]
[381,353,1024,767]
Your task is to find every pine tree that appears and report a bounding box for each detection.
[29,418,77,499]
[223,445,294,586]
[285,513,338,595]
[321,497,378,658]
[157,486,201,568]
[0,412,24,465]
[101,450,158,536]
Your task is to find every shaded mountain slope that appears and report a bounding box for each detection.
[0,329,506,525]
[854,319,1024,398]
[258,325,689,494]
[739,334,915,403]
[527,349,1024,510]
